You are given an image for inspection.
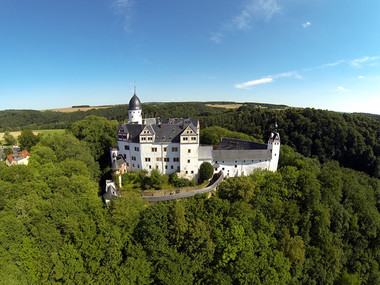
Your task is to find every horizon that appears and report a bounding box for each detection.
[2,99,379,116]
[0,1,379,115]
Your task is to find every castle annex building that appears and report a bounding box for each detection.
[111,93,280,179]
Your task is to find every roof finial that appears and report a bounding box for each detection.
[134,83,136,95]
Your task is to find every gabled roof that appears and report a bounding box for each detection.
[6,150,30,163]
[103,181,120,202]
[111,156,126,171]
[118,118,199,143]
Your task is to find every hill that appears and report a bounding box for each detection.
[1,102,379,177]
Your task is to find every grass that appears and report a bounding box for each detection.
[0,129,66,145]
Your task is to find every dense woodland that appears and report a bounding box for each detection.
[0,104,379,283]
[1,102,379,177]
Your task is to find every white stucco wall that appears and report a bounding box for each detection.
[214,160,270,178]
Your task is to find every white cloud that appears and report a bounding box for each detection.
[211,0,280,43]
[350,56,380,67]
[302,21,311,28]
[235,55,378,90]
[235,77,273,89]
[235,70,302,89]
[316,60,345,69]
[112,0,136,32]
[275,71,302,79]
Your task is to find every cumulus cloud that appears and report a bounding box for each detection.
[235,77,273,89]
[358,75,365,79]
[211,0,280,43]
[302,21,311,28]
[337,86,347,91]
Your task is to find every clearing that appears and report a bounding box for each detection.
[42,106,109,113]
[0,129,65,143]
[205,103,243,109]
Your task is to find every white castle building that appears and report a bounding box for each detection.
[111,93,280,179]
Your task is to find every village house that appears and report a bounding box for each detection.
[6,150,30,166]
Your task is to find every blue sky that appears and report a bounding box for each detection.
[0,0,379,114]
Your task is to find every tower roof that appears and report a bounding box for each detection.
[128,93,142,110]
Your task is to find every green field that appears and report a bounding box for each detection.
[0,129,66,145]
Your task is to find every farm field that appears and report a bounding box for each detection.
[0,129,65,144]
[205,103,243,109]
[42,106,109,113]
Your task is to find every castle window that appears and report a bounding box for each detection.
[137,165,140,168]
[191,137,196,141]
[134,147,139,151]
[172,147,178,152]
[148,137,152,141]
[149,165,151,169]
[188,149,191,153]
[173,157,179,162]
[186,171,188,174]
[156,157,162,161]
[124,145,129,150]
[235,165,237,168]
[163,147,167,152]
[164,158,170,162]
[191,171,194,174]
[145,158,151,162]
[165,165,167,169]
[152,147,157,152]
[187,159,190,163]
[183,137,188,141]
[132,164,135,167]
[171,165,174,169]
[141,137,146,141]
[132,156,136,161]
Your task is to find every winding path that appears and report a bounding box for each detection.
[141,171,224,202]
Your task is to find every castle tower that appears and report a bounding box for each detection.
[267,120,280,171]
[128,91,142,124]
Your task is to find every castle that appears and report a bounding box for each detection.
[110,93,280,180]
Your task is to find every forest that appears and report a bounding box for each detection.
[0,103,379,283]
[1,102,378,177]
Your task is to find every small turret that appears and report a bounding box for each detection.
[267,118,280,171]
[128,88,142,124]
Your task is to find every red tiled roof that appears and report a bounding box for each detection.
[6,150,30,162]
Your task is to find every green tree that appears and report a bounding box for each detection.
[199,162,214,183]
[149,169,163,190]
[3,131,16,145]
[69,115,118,169]
[3,147,13,156]
[18,130,41,151]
